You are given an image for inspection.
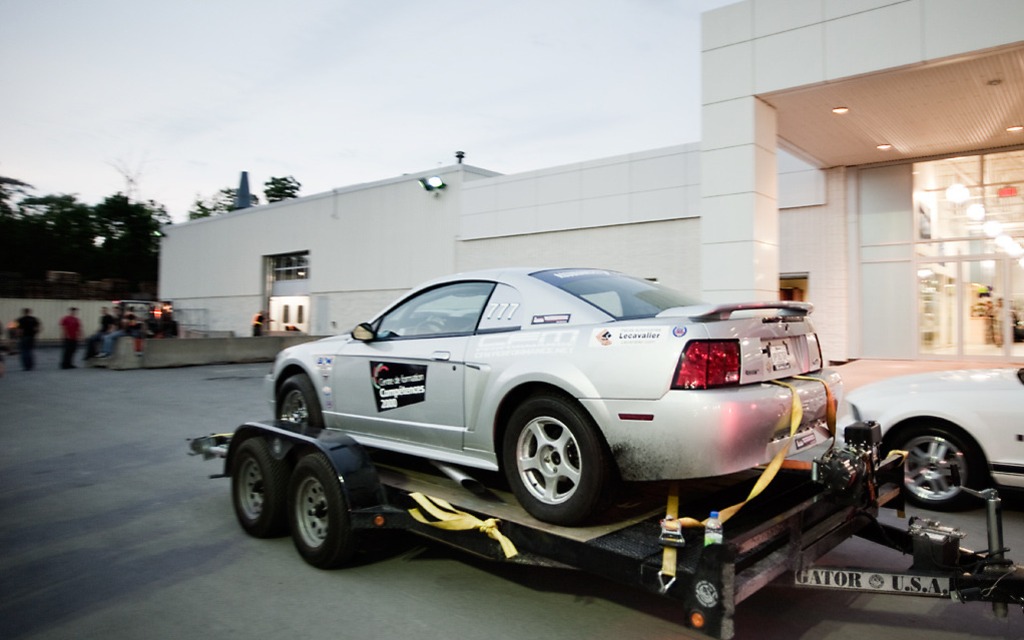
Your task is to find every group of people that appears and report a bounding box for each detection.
[1,306,149,376]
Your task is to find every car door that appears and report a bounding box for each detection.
[330,281,495,452]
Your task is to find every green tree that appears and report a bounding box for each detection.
[263,175,301,202]
[92,194,170,285]
[16,194,99,276]
[188,186,259,220]
[0,175,33,218]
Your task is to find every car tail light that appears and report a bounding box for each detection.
[672,340,741,390]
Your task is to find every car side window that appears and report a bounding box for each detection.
[376,281,496,339]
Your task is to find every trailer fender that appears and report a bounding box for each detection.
[226,420,386,512]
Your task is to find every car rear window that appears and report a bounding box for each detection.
[531,269,701,320]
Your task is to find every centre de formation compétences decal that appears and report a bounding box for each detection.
[370,361,427,412]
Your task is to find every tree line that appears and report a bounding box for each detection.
[0,174,302,293]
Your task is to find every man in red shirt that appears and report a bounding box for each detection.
[59,307,82,369]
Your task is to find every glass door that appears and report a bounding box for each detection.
[962,260,1003,357]
[1011,260,1024,358]
[917,263,957,356]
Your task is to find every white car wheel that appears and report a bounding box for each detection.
[502,393,614,526]
[892,423,988,511]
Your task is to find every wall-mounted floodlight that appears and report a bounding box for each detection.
[418,176,446,191]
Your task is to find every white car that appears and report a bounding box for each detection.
[841,367,1024,510]
[266,267,840,525]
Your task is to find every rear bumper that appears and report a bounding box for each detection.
[582,370,842,481]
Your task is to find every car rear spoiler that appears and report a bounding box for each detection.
[657,301,813,322]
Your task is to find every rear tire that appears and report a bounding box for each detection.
[231,438,289,538]
[288,453,357,569]
[502,393,615,526]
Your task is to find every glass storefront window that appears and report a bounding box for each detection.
[913,150,1024,358]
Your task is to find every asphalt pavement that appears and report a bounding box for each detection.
[1,348,1021,640]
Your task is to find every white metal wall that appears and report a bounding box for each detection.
[160,167,479,337]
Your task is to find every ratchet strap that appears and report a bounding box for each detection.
[659,376,836,586]
[408,492,519,559]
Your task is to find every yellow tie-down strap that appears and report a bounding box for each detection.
[660,375,836,583]
[408,492,519,559]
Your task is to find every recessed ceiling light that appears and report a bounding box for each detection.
[876,143,893,150]
[1008,125,1024,133]
[832,107,849,114]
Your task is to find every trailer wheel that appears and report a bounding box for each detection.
[502,393,614,526]
[231,438,289,538]
[888,421,988,511]
[288,453,357,569]
[277,374,325,428]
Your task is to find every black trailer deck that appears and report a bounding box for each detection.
[190,420,1023,640]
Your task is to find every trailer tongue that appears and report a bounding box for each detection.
[189,419,1022,640]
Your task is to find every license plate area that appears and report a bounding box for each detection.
[769,341,792,372]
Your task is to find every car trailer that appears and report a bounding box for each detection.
[189,419,1023,640]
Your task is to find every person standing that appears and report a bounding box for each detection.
[252,310,265,336]
[16,308,40,371]
[59,307,82,369]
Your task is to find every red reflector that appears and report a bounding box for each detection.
[998,186,1018,198]
[673,340,741,390]
[618,413,655,421]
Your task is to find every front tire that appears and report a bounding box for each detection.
[287,453,357,569]
[231,438,289,538]
[277,374,325,428]
[502,393,614,526]
[887,421,988,511]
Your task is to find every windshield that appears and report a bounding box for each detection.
[532,269,701,320]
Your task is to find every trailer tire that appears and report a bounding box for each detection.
[288,453,357,569]
[231,438,290,538]
[277,374,324,429]
[502,393,614,526]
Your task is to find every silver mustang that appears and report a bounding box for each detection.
[267,268,840,525]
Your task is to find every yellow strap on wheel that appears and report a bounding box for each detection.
[408,492,518,559]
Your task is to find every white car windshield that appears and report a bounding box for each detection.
[532,269,701,320]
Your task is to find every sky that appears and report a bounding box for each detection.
[1,0,737,223]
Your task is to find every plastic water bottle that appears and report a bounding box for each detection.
[704,511,723,546]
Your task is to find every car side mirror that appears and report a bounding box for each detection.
[352,323,376,341]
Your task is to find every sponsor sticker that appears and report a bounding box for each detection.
[591,326,668,347]
[370,361,427,412]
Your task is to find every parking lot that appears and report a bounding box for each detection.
[1,348,1020,639]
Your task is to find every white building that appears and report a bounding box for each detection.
[160,0,1024,364]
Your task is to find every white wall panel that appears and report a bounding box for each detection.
[702,42,755,105]
[455,219,702,297]
[701,145,756,198]
[702,193,758,244]
[702,0,753,50]
[629,186,690,222]
[923,0,1024,60]
[753,0,824,37]
[702,98,757,150]
[859,261,915,358]
[824,0,907,20]
[754,25,825,93]
[536,171,581,203]
[825,2,923,79]
[580,163,630,198]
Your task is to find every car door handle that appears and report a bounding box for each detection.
[432,351,451,361]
